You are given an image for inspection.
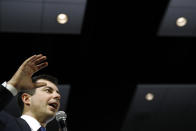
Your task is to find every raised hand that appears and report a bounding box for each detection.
[8,54,48,91]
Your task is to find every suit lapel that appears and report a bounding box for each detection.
[16,118,31,131]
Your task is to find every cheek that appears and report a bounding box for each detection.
[31,98,40,107]
[31,96,45,106]
[31,93,53,107]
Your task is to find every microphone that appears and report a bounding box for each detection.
[56,111,67,131]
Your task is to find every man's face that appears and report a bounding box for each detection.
[29,79,61,121]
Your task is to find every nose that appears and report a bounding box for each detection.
[53,92,61,101]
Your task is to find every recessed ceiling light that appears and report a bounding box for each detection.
[145,93,154,101]
[57,13,68,24]
[176,17,187,27]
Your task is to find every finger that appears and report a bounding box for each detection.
[36,62,48,71]
[31,54,43,63]
[34,82,47,88]
[23,55,37,65]
[34,56,47,65]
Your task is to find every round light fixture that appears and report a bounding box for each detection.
[176,17,187,27]
[57,13,68,24]
[145,93,154,101]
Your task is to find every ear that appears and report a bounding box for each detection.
[21,93,31,106]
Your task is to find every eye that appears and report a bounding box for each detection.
[45,89,52,93]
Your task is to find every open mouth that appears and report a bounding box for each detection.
[48,103,58,110]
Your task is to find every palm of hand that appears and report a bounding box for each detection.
[8,54,48,90]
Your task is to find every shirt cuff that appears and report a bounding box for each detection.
[2,81,18,96]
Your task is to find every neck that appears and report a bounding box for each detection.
[22,112,47,127]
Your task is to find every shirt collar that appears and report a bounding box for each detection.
[21,115,41,131]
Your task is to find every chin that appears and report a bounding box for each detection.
[48,110,56,116]
[46,114,56,124]
[45,111,55,121]
[46,106,59,120]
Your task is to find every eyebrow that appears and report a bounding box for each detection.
[44,86,60,95]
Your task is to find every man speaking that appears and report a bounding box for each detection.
[0,54,61,131]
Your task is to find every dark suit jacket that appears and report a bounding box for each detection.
[0,85,31,131]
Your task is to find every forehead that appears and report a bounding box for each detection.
[36,79,59,91]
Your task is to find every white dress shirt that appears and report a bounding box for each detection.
[21,115,42,131]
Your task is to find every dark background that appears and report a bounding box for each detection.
[1,0,196,130]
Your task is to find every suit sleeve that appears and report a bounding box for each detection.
[0,85,13,111]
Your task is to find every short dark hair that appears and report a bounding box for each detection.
[17,74,58,114]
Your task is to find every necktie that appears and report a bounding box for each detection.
[38,126,46,131]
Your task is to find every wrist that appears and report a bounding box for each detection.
[2,81,19,96]
[7,80,18,89]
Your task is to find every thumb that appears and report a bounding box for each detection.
[33,82,47,88]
